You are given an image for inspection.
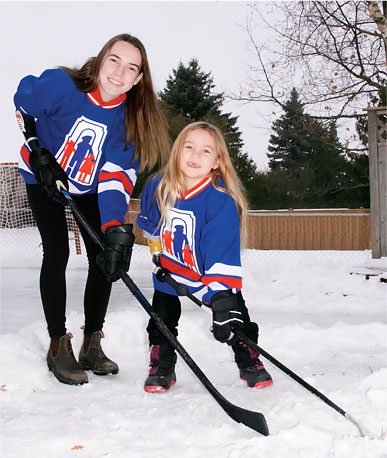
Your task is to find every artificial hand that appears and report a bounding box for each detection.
[96,224,135,282]
[29,147,68,204]
[211,290,243,343]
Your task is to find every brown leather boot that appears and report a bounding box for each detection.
[78,330,119,375]
[47,333,88,385]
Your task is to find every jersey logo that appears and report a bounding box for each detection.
[55,116,107,185]
[161,208,198,272]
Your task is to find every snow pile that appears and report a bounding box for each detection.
[1,247,386,458]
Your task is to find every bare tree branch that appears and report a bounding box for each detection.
[233,1,386,122]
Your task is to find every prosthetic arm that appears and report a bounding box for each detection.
[16,110,68,204]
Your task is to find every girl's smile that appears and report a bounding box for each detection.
[186,161,201,168]
[99,40,143,103]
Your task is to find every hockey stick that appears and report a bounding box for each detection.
[62,192,269,436]
[155,268,373,438]
[17,113,269,435]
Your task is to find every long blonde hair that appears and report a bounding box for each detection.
[156,122,248,247]
[60,33,169,171]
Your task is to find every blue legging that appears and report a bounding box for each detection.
[26,184,112,338]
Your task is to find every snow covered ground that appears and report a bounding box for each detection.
[1,244,386,458]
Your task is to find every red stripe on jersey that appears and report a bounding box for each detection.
[102,219,123,232]
[201,275,242,290]
[87,88,126,109]
[98,171,133,195]
[20,145,30,166]
[160,256,202,281]
[182,175,212,200]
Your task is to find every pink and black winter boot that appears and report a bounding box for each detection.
[144,343,177,393]
[232,323,273,389]
[235,341,273,388]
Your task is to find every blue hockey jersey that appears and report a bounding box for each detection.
[14,68,140,231]
[137,174,242,304]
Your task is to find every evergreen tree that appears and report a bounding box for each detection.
[159,58,257,188]
[262,88,366,208]
[336,151,370,208]
[267,88,314,171]
[135,59,257,198]
[160,59,222,120]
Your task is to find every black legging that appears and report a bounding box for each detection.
[26,183,112,338]
[146,290,182,345]
[146,289,254,345]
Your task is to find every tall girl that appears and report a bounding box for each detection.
[137,122,272,392]
[14,34,169,385]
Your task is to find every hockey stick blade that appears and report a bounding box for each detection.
[218,399,269,436]
[123,276,270,436]
[157,269,376,438]
[62,192,269,436]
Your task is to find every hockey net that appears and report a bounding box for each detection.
[0,162,82,254]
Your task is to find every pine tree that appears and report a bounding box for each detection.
[159,58,257,186]
[267,88,313,171]
[134,59,257,200]
[264,88,363,208]
[160,59,223,120]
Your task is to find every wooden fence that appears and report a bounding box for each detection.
[126,200,371,251]
[0,164,370,252]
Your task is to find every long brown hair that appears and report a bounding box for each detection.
[60,33,169,171]
[156,122,248,247]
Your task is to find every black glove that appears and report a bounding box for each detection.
[29,147,68,204]
[211,290,243,344]
[96,224,135,282]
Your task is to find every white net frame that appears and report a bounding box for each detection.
[0,163,82,254]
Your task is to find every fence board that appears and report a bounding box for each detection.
[127,200,370,251]
[0,164,371,252]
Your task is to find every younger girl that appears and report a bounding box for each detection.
[137,122,272,392]
[14,34,169,385]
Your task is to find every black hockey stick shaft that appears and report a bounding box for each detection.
[62,192,269,436]
[16,117,269,435]
[157,269,372,437]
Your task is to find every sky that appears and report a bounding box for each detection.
[0,0,277,170]
[1,239,386,457]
